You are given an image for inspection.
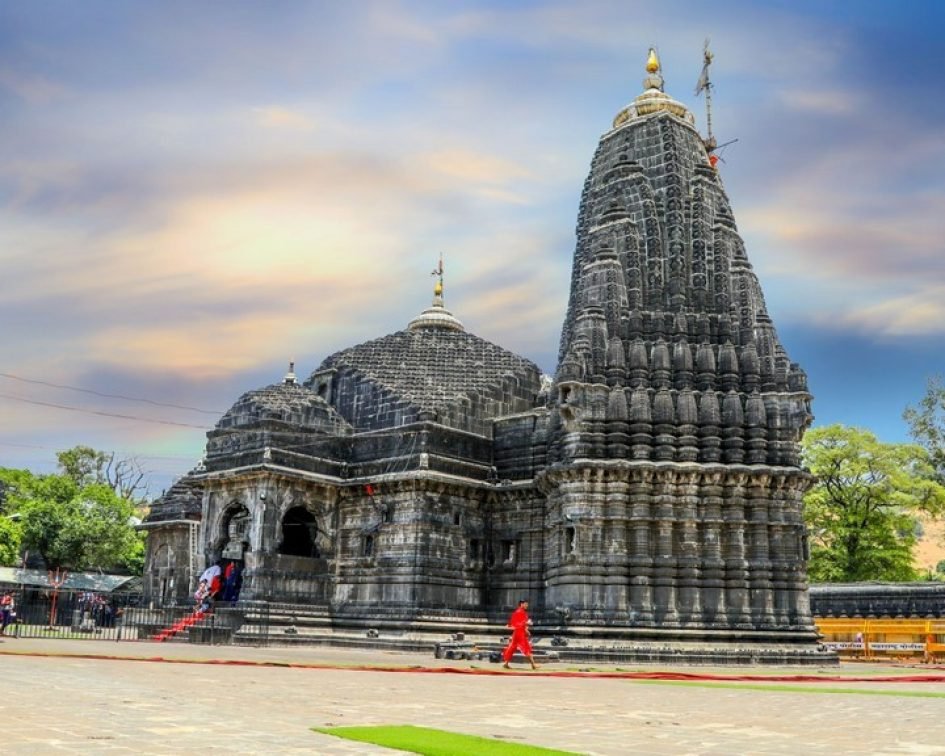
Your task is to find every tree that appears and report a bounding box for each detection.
[0,464,145,573]
[0,515,20,566]
[801,424,945,582]
[57,445,149,501]
[904,375,945,482]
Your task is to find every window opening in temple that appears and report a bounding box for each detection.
[279,506,320,558]
[363,534,374,557]
[221,505,251,561]
[564,526,576,556]
[560,386,571,403]
[383,504,394,524]
[453,511,462,526]
[317,382,328,398]
[469,538,480,561]
[502,539,517,565]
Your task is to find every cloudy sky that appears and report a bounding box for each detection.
[2,0,943,495]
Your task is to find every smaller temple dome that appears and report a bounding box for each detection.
[216,364,352,434]
[407,295,465,332]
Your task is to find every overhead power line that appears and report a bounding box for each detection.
[0,372,224,415]
[0,440,198,462]
[0,393,210,430]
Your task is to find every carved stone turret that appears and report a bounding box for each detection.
[543,49,818,652]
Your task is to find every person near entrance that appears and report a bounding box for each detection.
[1,591,15,636]
[222,561,242,602]
[502,598,538,670]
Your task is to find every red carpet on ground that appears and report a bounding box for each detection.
[1,647,944,683]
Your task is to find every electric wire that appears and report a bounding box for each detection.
[0,393,209,429]
[0,440,197,463]
[0,372,224,415]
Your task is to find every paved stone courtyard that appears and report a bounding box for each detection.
[2,638,944,755]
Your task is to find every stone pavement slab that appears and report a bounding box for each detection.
[2,638,945,755]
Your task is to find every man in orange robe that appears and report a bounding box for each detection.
[502,599,538,670]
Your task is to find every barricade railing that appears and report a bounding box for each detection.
[816,617,945,661]
[0,587,269,646]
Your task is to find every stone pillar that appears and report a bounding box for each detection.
[767,476,791,626]
[627,469,654,624]
[783,474,815,627]
[651,470,678,625]
[722,473,751,626]
[698,472,726,625]
[602,472,630,615]
[746,474,775,626]
[675,472,702,625]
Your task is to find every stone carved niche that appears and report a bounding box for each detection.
[150,543,175,603]
[221,505,251,560]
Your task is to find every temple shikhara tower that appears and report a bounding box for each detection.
[143,51,825,663]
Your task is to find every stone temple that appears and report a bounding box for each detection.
[143,52,826,663]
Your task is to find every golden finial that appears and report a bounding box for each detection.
[646,48,660,74]
[430,254,444,299]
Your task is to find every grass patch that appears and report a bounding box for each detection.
[312,725,579,755]
[630,679,945,698]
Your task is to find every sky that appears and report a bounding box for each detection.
[2,0,944,496]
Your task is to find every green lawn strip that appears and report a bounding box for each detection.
[312,725,579,755]
[568,666,923,678]
[629,679,945,698]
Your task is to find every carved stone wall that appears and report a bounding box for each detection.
[539,465,811,629]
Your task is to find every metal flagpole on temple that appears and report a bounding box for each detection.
[695,39,717,153]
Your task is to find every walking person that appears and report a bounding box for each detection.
[502,598,538,670]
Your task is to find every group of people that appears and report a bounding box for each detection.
[193,561,242,613]
[78,591,119,628]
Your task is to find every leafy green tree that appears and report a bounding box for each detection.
[801,424,945,582]
[0,463,145,573]
[904,375,945,482]
[56,445,109,487]
[0,514,20,566]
